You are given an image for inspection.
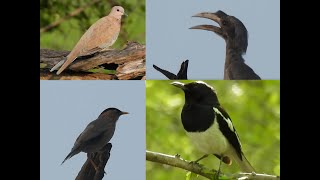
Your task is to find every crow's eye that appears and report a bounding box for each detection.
[222,20,228,26]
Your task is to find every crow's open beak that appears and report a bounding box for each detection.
[190,12,223,37]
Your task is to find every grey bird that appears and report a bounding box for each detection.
[190,10,261,80]
[62,108,128,167]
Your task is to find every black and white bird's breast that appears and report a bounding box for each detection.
[181,105,234,155]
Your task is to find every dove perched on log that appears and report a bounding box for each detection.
[51,6,126,75]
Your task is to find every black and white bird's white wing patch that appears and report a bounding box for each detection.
[213,106,243,160]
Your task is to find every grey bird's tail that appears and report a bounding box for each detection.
[232,152,255,173]
[61,149,80,165]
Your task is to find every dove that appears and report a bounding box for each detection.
[51,6,126,75]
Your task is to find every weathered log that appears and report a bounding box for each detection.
[40,41,145,80]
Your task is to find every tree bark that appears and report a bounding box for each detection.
[40,41,145,80]
[75,143,112,180]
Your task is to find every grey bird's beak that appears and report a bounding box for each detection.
[190,12,223,38]
[121,111,129,115]
[171,81,187,90]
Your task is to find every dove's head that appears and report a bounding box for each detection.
[110,6,127,20]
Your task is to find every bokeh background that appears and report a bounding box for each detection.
[146,80,280,179]
[40,0,145,50]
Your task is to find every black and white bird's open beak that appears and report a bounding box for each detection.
[171,81,187,90]
[121,111,129,115]
[190,12,223,37]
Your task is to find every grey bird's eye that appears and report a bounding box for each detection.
[117,9,119,11]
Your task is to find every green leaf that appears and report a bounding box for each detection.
[40,63,47,68]
[186,171,192,180]
[186,171,199,180]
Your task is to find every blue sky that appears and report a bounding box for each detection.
[40,81,145,180]
[146,0,280,79]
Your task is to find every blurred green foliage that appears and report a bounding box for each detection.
[146,80,280,179]
[40,0,145,50]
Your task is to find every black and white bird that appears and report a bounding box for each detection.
[62,108,128,170]
[171,81,255,174]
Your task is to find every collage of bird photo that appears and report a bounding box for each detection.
[40,0,279,180]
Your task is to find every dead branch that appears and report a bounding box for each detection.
[40,41,145,80]
[75,143,112,180]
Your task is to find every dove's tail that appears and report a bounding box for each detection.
[50,60,65,72]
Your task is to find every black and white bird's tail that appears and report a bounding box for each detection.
[232,152,255,173]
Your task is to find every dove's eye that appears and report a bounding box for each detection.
[117,9,119,12]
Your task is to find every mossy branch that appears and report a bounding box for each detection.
[146,150,280,180]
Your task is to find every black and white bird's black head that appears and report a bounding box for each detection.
[171,81,220,107]
[190,10,248,54]
[171,81,223,133]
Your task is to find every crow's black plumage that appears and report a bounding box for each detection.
[153,60,189,80]
[190,10,261,80]
[171,81,255,173]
